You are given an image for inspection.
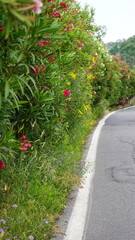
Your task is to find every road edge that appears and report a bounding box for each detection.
[63,111,116,240]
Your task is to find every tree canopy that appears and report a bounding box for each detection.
[106,35,135,69]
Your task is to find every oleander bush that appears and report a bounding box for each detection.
[0,0,135,239]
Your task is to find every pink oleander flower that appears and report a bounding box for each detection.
[0,160,5,169]
[63,89,70,97]
[119,99,125,104]
[20,140,28,146]
[119,67,124,70]
[33,69,40,74]
[24,143,31,147]
[30,100,35,104]
[20,147,28,152]
[50,4,55,8]
[32,64,46,74]
[53,11,61,18]
[43,40,47,45]
[48,57,55,62]
[38,40,48,47]
[20,135,27,140]
[65,100,70,103]
[65,27,71,31]
[46,37,51,40]
[60,2,67,10]
[38,41,44,47]
[32,0,43,14]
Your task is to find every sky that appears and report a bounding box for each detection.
[77,0,135,43]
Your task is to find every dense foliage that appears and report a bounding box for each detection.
[0,0,135,239]
[107,35,135,69]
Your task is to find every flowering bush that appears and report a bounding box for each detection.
[0,0,135,160]
[0,1,135,238]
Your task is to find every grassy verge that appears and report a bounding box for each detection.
[1,99,132,240]
[0,107,99,240]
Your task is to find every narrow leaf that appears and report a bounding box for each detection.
[0,92,2,108]
[5,81,10,99]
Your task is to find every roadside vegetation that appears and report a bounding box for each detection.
[0,1,135,239]
[106,35,135,69]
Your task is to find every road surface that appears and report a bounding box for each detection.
[83,106,135,240]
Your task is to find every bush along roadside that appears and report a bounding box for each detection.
[0,1,135,239]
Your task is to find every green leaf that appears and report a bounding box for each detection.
[17,53,24,63]
[0,92,2,108]
[17,0,33,3]
[17,76,34,96]
[38,23,60,34]
[9,89,19,109]
[18,101,29,104]
[17,5,34,12]
[10,50,19,59]
[5,81,10,99]
[9,8,32,26]
[5,15,12,39]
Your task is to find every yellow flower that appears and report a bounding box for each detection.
[88,66,93,69]
[89,120,96,126]
[83,105,90,111]
[78,109,83,115]
[66,82,71,85]
[92,57,96,63]
[87,74,95,79]
[70,72,77,79]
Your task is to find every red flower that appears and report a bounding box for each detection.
[48,57,55,62]
[38,40,47,46]
[21,141,31,147]
[0,26,3,31]
[65,27,71,31]
[33,68,40,74]
[119,99,125,104]
[20,135,27,140]
[60,2,67,10]
[0,160,5,169]
[53,11,61,18]
[43,40,47,45]
[50,4,55,8]
[20,147,28,152]
[63,89,70,97]
[38,41,44,47]
[25,143,31,147]
[32,64,46,74]
[45,36,51,40]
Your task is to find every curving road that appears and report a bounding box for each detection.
[83,106,135,240]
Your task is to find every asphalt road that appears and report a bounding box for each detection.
[83,106,135,240]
